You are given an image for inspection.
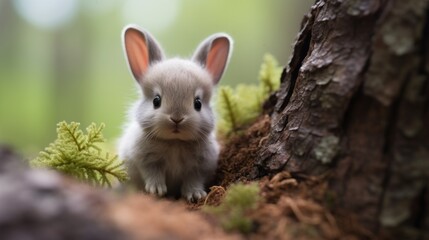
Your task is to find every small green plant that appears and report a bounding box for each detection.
[259,53,282,96]
[216,53,282,134]
[31,121,128,187]
[204,182,260,234]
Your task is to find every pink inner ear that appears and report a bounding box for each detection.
[125,30,149,81]
[206,38,230,84]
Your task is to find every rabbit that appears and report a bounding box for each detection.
[117,24,233,202]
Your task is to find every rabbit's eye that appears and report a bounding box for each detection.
[194,97,202,111]
[153,95,162,109]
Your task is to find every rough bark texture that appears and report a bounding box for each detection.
[258,0,429,238]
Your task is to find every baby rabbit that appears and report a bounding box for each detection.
[118,25,233,202]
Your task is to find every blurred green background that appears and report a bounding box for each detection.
[0,0,313,156]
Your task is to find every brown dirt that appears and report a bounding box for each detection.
[107,194,241,240]
[187,115,378,240]
[215,114,272,187]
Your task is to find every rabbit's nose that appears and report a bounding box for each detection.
[170,117,184,124]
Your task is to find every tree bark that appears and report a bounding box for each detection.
[258,0,429,238]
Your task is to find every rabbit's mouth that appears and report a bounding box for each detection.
[172,124,181,134]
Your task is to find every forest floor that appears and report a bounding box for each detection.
[0,115,378,240]
[181,115,377,240]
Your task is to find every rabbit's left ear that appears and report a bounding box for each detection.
[192,33,233,85]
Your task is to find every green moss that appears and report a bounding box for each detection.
[216,53,282,135]
[313,135,340,164]
[31,121,128,187]
[216,84,261,133]
[204,182,260,234]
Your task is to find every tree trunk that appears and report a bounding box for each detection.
[258,0,429,238]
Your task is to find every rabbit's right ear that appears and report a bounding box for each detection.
[122,25,164,83]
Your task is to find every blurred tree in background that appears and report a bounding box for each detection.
[0,0,312,155]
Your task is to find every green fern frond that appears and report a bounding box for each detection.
[216,53,282,135]
[259,53,282,98]
[57,122,85,151]
[216,86,240,133]
[235,84,262,123]
[85,122,105,151]
[31,121,128,187]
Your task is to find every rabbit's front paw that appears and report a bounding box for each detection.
[145,180,167,196]
[182,188,207,203]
